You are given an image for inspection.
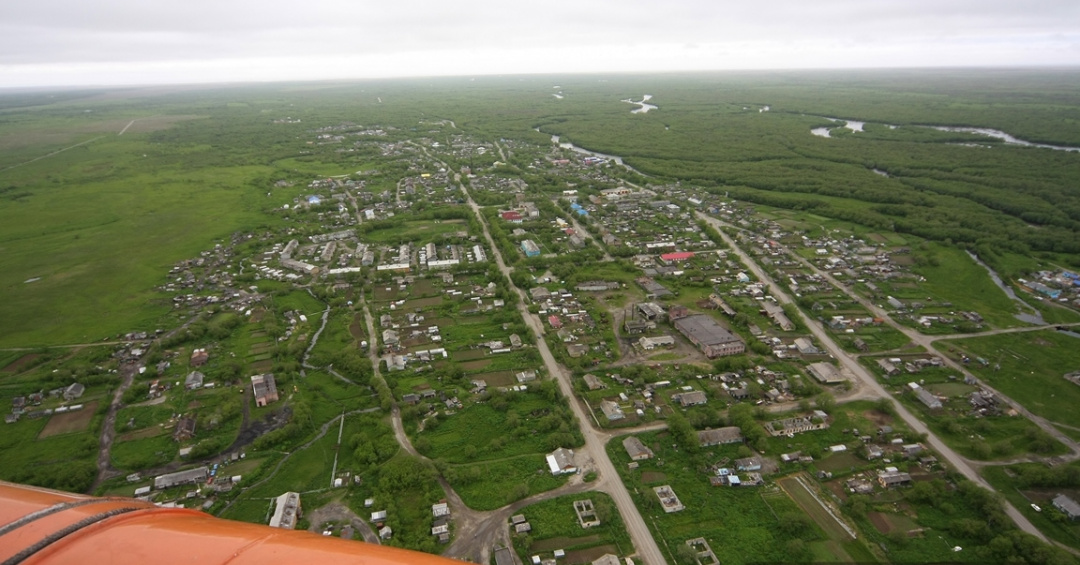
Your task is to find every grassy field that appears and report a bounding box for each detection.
[415,391,580,464]
[511,493,632,563]
[937,330,1080,430]
[443,455,567,510]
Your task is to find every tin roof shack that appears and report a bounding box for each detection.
[877,469,913,489]
[622,436,654,461]
[673,314,745,358]
[698,427,743,447]
[269,492,301,529]
[251,374,280,407]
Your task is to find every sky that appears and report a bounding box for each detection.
[3,0,1080,88]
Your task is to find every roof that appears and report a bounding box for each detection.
[673,315,742,346]
[622,436,653,459]
[660,252,695,261]
[698,427,742,446]
[1053,494,1080,516]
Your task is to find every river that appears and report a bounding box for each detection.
[622,94,657,114]
[811,117,1079,152]
[966,251,1045,324]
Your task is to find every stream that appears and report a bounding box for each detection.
[966,251,1044,324]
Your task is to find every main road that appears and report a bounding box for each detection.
[466,180,669,565]
[696,211,1050,542]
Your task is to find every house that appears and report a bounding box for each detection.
[185,371,205,390]
[592,555,621,565]
[762,301,795,331]
[546,447,577,475]
[734,457,762,472]
[907,382,942,410]
[876,358,900,376]
[673,314,745,358]
[1052,494,1080,520]
[501,210,523,223]
[521,240,541,257]
[698,427,743,447]
[877,470,912,488]
[173,417,196,442]
[269,492,302,529]
[432,502,450,518]
[63,383,85,401]
[793,337,818,355]
[638,335,675,350]
[516,370,537,383]
[583,374,605,391]
[675,391,708,407]
[622,436,654,461]
[600,400,624,421]
[251,374,279,407]
[190,348,209,367]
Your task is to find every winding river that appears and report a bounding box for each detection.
[966,251,1045,324]
[811,117,1080,152]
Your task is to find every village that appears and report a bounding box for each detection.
[3,118,1080,565]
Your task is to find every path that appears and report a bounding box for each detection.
[0,135,106,173]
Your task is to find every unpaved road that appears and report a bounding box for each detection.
[697,211,1051,543]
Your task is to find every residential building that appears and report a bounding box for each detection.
[521,240,541,257]
[63,383,85,401]
[583,374,605,391]
[638,335,675,350]
[251,374,279,407]
[622,436,654,460]
[600,400,624,421]
[269,492,302,529]
[676,391,708,407]
[698,427,743,447]
[546,447,577,475]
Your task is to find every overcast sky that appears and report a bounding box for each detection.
[3,0,1079,87]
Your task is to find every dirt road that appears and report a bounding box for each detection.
[697,211,1051,543]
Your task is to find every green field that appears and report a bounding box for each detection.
[938,330,1080,430]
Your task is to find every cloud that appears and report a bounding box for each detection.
[2,0,1079,86]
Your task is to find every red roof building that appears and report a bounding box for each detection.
[548,315,563,329]
[501,211,523,222]
[660,252,695,262]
